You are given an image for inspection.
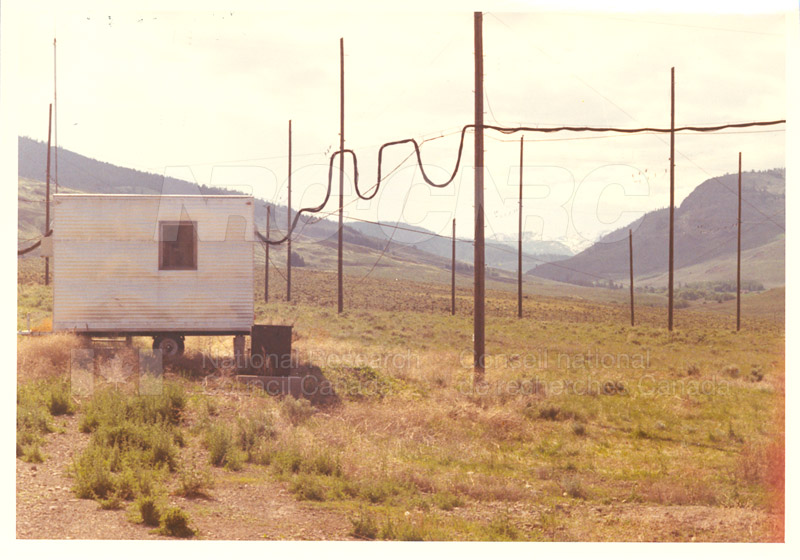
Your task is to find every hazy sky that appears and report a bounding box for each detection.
[7,1,791,248]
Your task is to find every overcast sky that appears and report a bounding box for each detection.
[7,1,791,248]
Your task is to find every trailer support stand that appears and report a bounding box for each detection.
[233,335,246,369]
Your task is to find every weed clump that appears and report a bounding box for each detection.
[236,409,276,456]
[322,365,402,401]
[136,496,161,527]
[175,465,214,498]
[563,477,587,499]
[71,384,185,505]
[350,508,378,540]
[203,423,245,470]
[533,405,583,422]
[158,507,196,538]
[486,513,520,541]
[749,365,764,382]
[722,364,741,378]
[433,492,464,511]
[279,397,315,425]
[289,474,328,501]
[601,381,626,395]
[17,377,74,463]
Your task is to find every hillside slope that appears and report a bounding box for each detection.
[18,137,430,258]
[530,169,785,287]
[348,221,571,273]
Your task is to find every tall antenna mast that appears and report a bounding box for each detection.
[53,37,58,192]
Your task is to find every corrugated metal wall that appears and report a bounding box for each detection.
[52,194,254,332]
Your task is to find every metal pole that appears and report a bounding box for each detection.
[287,119,292,302]
[265,205,270,303]
[473,12,486,382]
[338,38,345,314]
[451,218,456,316]
[518,135,523,319]
[737,152,742,331]
[668,67,675,331]
[45,104,52,286]
[53,37,58,191]
[629,229,634,327]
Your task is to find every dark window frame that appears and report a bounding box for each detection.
[158,220,198,271]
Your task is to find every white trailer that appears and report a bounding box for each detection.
[52,193,255,355]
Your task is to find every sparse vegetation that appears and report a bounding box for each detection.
[136,496,162,527]
[158,507,196,538]
[17,377,74,463]
[71,384,186,504]
[16,260,784,541]
[175,464,214,499]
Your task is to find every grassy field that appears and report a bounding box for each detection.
[16,257,784,541]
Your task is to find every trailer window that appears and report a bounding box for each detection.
[159,221,197,270]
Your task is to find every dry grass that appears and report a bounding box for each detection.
[16,265,784,541]
[17,334,85,382]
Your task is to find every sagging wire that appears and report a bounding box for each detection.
[18,230,53,256]
[255,119,786,246]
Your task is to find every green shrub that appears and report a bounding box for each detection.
[290,474,328,501]
[270,448,305,475]
[72,446,116,499]
[247,441,274,466]
[433,492,464,511]
[17,380,62,463]
[98,495,123,510]
[308,450,342,477]
[136,496,161,527]
[280,397,315,425]
[22,445,44,463]
[359,479,405,504]
[46,381,75,416]
[236,410,276,457]
[72,385,181,507]
[322,365,401,401]
[203,423,243,470]
[350,508,378,540]
[175,465,214,498]
[148,431,179,471]
[159,507,196,538]
[378,515,427,541]
[80,384,186,434]
[486,513,520,541]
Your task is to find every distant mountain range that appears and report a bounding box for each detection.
[529,169,785,287]
[17,137,784,288]
[347,221,572,273]
[17,136,572,273]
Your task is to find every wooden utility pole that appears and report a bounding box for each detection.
[337,38,345,314]
[45,104,52,286]
[265,205,270,303]
[518,135,524,319]
[287,120,292,302]
[629,229,634,327]
[473,12,486,381]
[668,67,675,331]
[737,152,742,331]
[451,218,456,316]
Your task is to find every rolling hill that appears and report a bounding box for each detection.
[529,169,785,288]
[18,136,783,294]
